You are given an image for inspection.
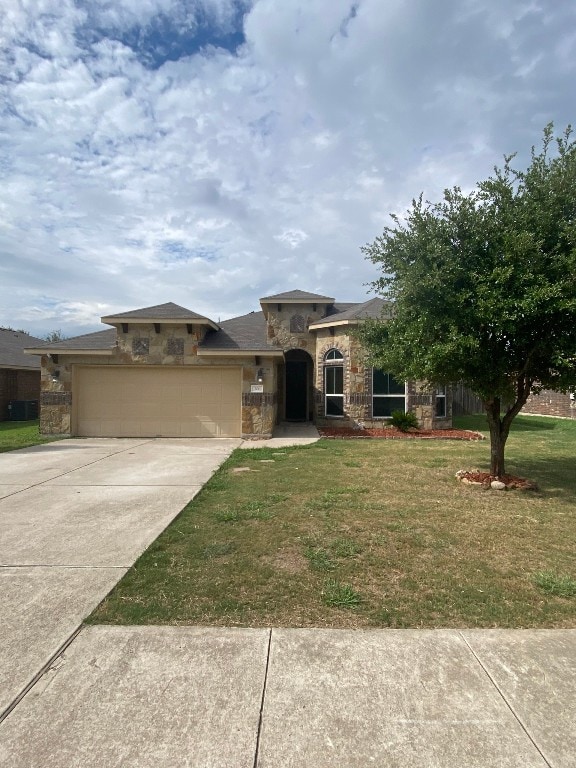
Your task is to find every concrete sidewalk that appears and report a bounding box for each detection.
[240,421,320,449]
[0,626,574,767]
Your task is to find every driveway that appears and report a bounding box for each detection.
[0,437,240,719]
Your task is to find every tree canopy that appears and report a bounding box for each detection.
[44,330,67,343]
[358,124,576,476]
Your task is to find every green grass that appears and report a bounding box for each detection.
[322,579,362,608]
[88,414,576,629]
[533,572,576,598]
[0,420,65,453]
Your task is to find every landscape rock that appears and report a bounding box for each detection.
[491,480,506,491]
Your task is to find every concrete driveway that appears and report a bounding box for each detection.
[0,437,240,719]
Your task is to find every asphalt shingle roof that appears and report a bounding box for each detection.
[311,297,389,325]
[101,302,215,322]
[0,328,44,368]
[20,294,390,356]
[200,312,269,351]
[26,329,117,352]
[260,289,336,303]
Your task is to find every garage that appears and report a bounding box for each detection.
[74,366,242,437]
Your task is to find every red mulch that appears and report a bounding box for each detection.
[318,427,484,441]
[456,471,538,490]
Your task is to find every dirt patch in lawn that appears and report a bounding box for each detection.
[318,426,483,440]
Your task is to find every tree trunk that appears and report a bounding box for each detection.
[484,378,533,478]
[485,398,508,477]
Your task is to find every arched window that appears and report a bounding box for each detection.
[324,349,344,416]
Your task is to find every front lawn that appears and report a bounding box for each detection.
[0,420,64,453]
[88,414,576,628]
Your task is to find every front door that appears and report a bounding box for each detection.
[285,360,308,420]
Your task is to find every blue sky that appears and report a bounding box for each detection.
[1,0,575,337]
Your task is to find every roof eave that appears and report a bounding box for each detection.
[197,349,284,357]
[260,297,335,305]
[308,319,358,330]
[24,348,115,356]
[101,316,219,330]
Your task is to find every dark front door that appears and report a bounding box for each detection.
[285,360,308,420]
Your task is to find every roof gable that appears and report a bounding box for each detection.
[101,302,218,329]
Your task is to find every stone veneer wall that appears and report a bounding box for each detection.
[263,302,327,425]
[0,369,41,420]
[264,302,329,355]
[39,323,278,437]
[241,361,277,438]
[313,328,453,430]
[314,328,362,427]
[523,389,575,419]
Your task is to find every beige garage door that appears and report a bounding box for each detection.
[75,366,241,437]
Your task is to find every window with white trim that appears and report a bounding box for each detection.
[435,386,447,417]
[372,369,405,417]
[324,348,344,417]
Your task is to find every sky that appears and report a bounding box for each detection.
[1,0,575,338]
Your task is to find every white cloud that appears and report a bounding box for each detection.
[1,0,575,336]
[274,229,309,249]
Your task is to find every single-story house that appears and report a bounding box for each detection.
[0,328,43,420]
[25,290,452,438]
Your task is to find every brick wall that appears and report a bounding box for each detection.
[0,369,41,420]
[523,390,575,419]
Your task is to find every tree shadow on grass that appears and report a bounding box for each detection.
[507,454,576,502]
[509,418,558,433]
[455,415,559,433]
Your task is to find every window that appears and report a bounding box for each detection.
[372,369,405,417]
[435,386,446,417]
[324,348,344,417]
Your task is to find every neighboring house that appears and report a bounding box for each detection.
[0,328,43,420]
[523,390,576,419]
[25,290,452,438]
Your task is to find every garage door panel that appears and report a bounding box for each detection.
[75,367,241,438]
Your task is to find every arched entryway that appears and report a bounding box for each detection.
[284,349,314,421]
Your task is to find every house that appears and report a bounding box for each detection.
[0,328,43,420]
[25,290,452,438]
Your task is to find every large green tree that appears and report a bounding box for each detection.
[359,125,576,477]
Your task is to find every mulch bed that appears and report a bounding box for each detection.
[456,470,538,490]
[318,427,484,441]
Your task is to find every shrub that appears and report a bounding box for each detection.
[390,410,419,432]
